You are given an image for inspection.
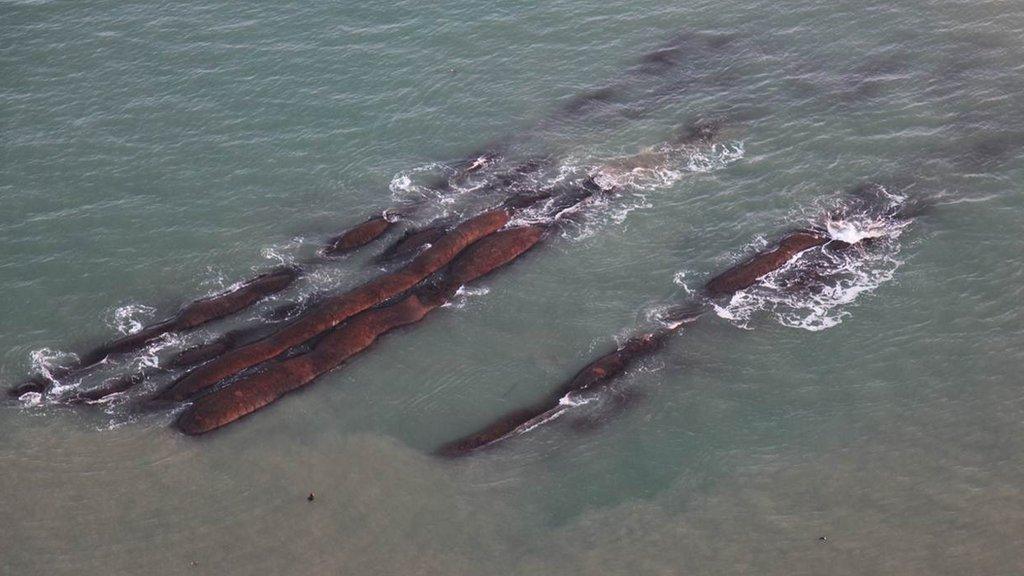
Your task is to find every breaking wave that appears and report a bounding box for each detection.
[109,303,156,336]
[13,140,745,419]
[443,285,492,309]
[261,236,304,266]
[509,141,745,240]
[707,186,912,331]
[507,394,598,438]
[28,347,77,385]
[591,141,745,190]
[388,160,501,224]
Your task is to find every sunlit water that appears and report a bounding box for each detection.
[2,1,1022,574]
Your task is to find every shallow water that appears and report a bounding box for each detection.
[2,1,1023,574]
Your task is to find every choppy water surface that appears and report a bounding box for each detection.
[2,1,1022,574]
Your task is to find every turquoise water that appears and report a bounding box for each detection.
[2,1,1022,574]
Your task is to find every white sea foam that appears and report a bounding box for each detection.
[559,393,596,408]
[388,161,487,220]
[566,141,744,240]
[388,169,420,197]
[20,323,181,410]
[196,266,232,294]
[443,285,492,309]
[591,140,745,190]
[559,192,654,242]
[707,195,910,331]
[506,140,745,237]
[132,332,181,371]
[18,391,43,407]
[514,407,568,435]
[22,347,90,403]
[28,347,77,384]
[261,246,288,265]
[456,285,491,297]
[465,155,491,172]
[502,393,598,440]
[686,142,746,173]
[110,303,156,335]
[637,358,668,374]
[825,219,890,244]
[261,236,303,265]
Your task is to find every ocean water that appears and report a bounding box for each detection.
[2,0,1022,574]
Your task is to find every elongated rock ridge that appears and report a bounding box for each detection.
[160,209,513,402]
[436,322,694,457]
[704,230,829,297]
[375,223,450,263]
[77,267,300,368]
[169,325,277,370]
[322,214,396,256]
[67,373,146,404]
[437,226,842,456]
[176,225,546,434]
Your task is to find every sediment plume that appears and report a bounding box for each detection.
[176,225,546,435]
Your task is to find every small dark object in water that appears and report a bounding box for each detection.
[819,536,827,542]
[307,493,315,502]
